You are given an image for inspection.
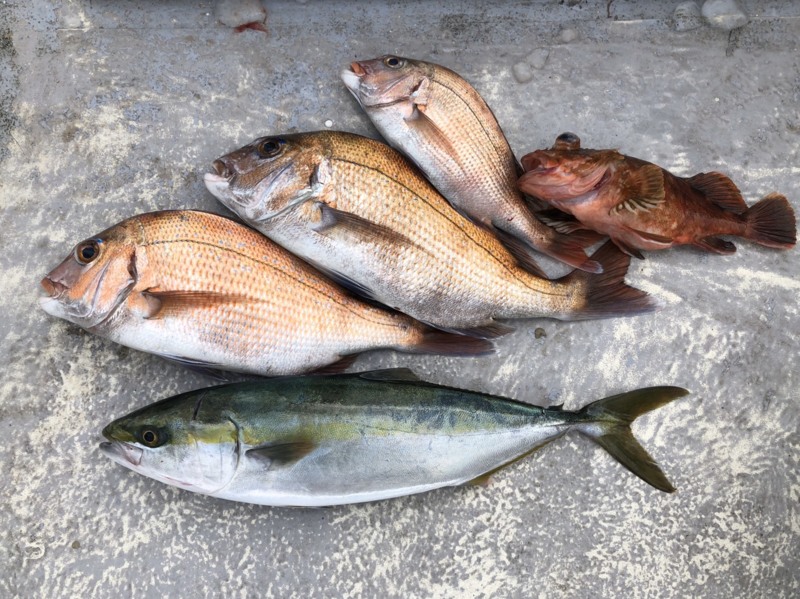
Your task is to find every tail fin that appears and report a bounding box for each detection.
[559,241,660,320]
[744,192,796,249]
[411,327,496,356]
[541,230,603,274]
[577,386,689,492]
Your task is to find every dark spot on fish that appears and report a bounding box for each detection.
[534,327,546,339]
[71,541,80,550]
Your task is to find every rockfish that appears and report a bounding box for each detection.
[40,210,490,377]
[519,132,797,258]
[205,131,657,338]
[341,55,600,273]
[100,369,688,507]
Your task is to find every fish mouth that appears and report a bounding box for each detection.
[520,155,558,175]
[40,275,68,299]
[350,61,366,77]
[99,440,144,467]
[204,172,233,202]
[341,64,364,94]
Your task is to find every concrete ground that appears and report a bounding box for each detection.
[1,1,798,597]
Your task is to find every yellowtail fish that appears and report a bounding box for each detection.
[341,55,600,273]
[101,369,688,507]
[205,131,658,338]
[40,210,491,376]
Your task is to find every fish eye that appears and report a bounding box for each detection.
[383,56,405,69]
[256,139,284,159]
[557,132,580,144]
[138,427,166,448]
[74,240,101,265]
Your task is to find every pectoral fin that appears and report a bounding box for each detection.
[246,440,316,468]
[686,172,746,214]
[311,203,420,251]
[611,164,665,215]
[141,290,250,320]
[406,88,460,163]
[410,76,432,106]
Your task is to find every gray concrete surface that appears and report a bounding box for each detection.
[1,1,798,597]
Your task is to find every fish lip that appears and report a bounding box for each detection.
[99,440,143,467]
[40,275,67,299]
[204,172,229,185]
[521,155,557,175]
[349,61,366,77]
[340,66,363,94]
[203,172,236,203]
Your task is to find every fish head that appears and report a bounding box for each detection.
[39,221,139,329]
[341,55,431,116]
[205,134,324,224]
[519,137,619,201]
[100,391,240,494]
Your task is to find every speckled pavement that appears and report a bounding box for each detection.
[1,1,798,597]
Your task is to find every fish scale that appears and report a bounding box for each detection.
[40,210,491,376]
[340,56,600,272]
[519,134,797,257]
[100,370,688,506]
[207,131,658,334]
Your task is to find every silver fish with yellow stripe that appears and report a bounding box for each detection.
[100,369,688,507]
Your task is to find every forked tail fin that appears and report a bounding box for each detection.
[744,192,796,249]
[558,241,661,320]
[576,386,689,492]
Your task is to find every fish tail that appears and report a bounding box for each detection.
[575,386,689,492]
[744,192,797,249]
[541,231,604,274]
[408,327,496,356]
[560,241,660,320]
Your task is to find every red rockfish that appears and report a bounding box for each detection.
[519,132,796,258]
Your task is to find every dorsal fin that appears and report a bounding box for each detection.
[686,172,747,214]
[611,164,665,215]
[357,368,422,383]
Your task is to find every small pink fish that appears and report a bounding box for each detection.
[519,133,796,258]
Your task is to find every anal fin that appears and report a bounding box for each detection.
[694,236,737,254]
[311,354,359,375]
